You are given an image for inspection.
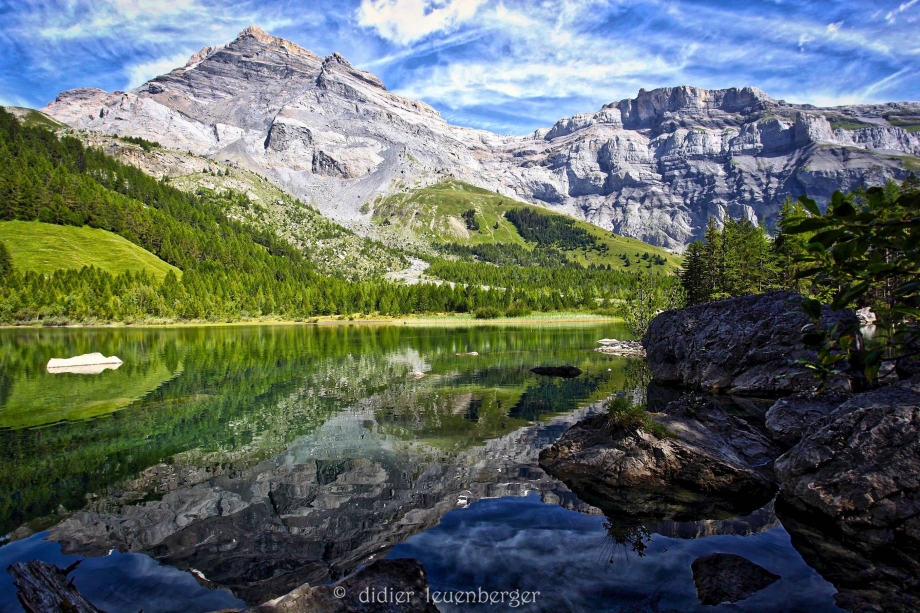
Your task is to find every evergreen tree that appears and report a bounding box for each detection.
[0,241,12,279]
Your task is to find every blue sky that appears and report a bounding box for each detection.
[1,0,918,134]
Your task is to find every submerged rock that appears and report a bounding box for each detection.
[765,391,849,447]
[595,339,646,357]
[691,553,780,605]
[248,558,439,613]
[642,291,859,395]
[539,396,779,520]
[530,365,582,378]
[775,377,920,548]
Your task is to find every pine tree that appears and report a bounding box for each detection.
[0,241,12,280]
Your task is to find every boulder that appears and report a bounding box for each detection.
[538,396,779,520]
[530,365,582,378]
[764,391,849,447]
[642,291,860,395]
[856,307,877,326]
[775,377,920,547]
[691,553,780,605]
[595,339,646,357]
[46,352,123,375]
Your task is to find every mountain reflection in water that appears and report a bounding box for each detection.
[0,324,844,612]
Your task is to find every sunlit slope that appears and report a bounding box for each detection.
[0,221,181,280]
[2,107,66,130]
[372,180,680,271]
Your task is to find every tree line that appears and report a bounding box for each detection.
[679,203,803,305]
[0,108,680,324]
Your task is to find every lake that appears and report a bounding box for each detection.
[0,324,843,612]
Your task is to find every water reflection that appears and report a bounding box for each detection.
[0,324,849,612]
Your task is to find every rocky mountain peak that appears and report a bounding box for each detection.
[318,51,387,91]
[41,26,920,252]
[236,24,275,44]
[229,24,320,61]
[184,44,225,69]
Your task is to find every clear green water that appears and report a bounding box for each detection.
[0,324,843,612]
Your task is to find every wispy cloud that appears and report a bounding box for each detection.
[1,0,919,133]
[126,52,195,88]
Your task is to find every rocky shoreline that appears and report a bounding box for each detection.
[541,292,920,611]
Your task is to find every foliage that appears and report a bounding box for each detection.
[461,208,480,231]
[680,216,781,305]
[0,108,530,323]
[606,397,672,439]
[785,177,920,387]
[624,273,685,336]
[0,240,12,279]
[438,241,572,268]
[504,207,599,251]
[473,306,501,319]
[118,135,160,151]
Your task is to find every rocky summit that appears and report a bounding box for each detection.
[43,26,920,250]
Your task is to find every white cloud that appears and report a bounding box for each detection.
[356,0,486,45]
[887,0,919,23]
[126,51,194,88]
[0,93,34,108]
[826,21,842,33]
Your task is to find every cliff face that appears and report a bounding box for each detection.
[43,26,920,251]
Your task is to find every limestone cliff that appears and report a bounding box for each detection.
[43,26,920,251]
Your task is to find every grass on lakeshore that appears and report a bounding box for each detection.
[0,220,181,281]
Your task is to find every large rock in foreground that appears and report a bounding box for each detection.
[765,391,849,447]
[775,377,920,546]
[642,291,859,396]
[538,396,779,520]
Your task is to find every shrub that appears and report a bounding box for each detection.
[607,397,672,438]
[473,306,502,319]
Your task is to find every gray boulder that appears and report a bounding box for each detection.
[642,291,860,396]
[538,396,779,520]
[765,391,849,447]
[691,553,781,605]
[775,377,920,547]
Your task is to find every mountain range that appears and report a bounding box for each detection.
[42,25,920,251]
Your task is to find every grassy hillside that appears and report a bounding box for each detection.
[2,107,66,130]
[166,163,406,280]
[372,180,680,271]
[0,221,181,280]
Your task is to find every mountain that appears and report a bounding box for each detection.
[43,25,920,250]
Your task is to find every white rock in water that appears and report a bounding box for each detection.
[856,307,877,325]
[407,371,425,379]
[47,353,123,375]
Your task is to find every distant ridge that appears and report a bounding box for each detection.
[42,26,920,250]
